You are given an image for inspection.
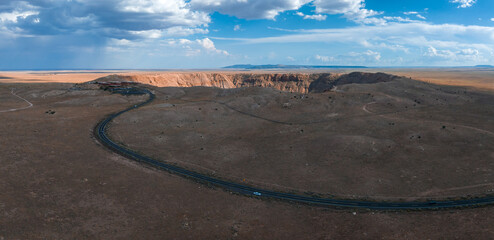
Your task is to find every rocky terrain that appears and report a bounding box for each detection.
[95,72,397,93]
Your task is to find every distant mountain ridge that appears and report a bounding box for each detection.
[475,65,494,68]
[223,64,367,70]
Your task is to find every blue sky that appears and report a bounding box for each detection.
[0,0,493,69]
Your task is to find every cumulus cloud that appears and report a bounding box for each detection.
[296,12,327,21]
[0,0,401,40]
[164,37,229,56]
[404,11,426,20]
[304,14,327,21]
[425,46,483,62]
[0,0,233,69]
[129,27,209,39]
[106,37,229,59]
[349,50,381,61]
[0,0,210,38]
[314,50,380,64]
[315,54,334,62]
[196,38,229,55]
[458,48,480,56]
[0,0,492,68]
[116,0,210,27]
[189,0,311,20]
[231,22,494,47]
[220,22,494,65]
[450,0,476,8]
[189,0,380,23]
[313,0,365,15]
[425,46,454,58]
[313,0,382,24]
[0,10,38,23]
[382,16,420,23]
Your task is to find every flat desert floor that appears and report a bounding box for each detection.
[1,69,494,239]
[361,68,494,91]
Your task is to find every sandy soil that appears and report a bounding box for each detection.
[1,71,494,239]
[0,71,127,84]
[358,68,494,91]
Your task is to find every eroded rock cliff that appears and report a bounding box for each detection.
[95,72,397,93]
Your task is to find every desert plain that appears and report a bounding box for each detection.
[1,68,494,239]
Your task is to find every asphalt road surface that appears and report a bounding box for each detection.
[94,88,494,210]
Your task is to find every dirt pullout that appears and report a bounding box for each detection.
[94,72,396,93]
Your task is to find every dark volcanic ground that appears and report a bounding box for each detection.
[111,77,494,200]
[1,77,494,239]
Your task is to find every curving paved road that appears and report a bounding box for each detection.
[94,88,494,210]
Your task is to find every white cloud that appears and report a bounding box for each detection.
[217,22,494,65]
[296,12,327,21]
[313,0,382,24]
[459,48,479,56]
[127,27,209,39]
[404,11,426,20]
[315,54,333,62]
[313,0,364,15]
[166,27,209,37]
[0,0,416,41]
[415,14,426,20]
[190,0,379,23]
[189,0,311,20]
[106,38,147,52]
[129,30,163,39]
[196,38,229,55]
[425,46,454,58]
[350,50,381,61]
[1,0,492,67]
[383,16,420,23]
[314,50,380,64]
[197,38,215,50]
[425,46,483,62]
[228,22,494,47]
[107,37,229,58]
[304,14,327,21]
[450,0,476,8]
[0,10,38,23]
[0,0,211,38]
[116,0,211,27]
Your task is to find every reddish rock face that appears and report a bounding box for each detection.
[95,72,397,93]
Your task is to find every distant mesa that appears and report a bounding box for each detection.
[223,64,367,70]
[474,65,494,68]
